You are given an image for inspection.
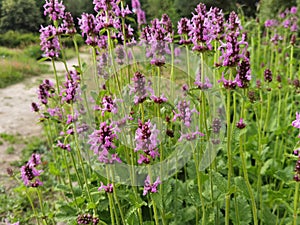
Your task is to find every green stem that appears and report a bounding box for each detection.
[239,137,258,225]
[71,106,95,213]
[108,193,116,225]
[58,36,70,75]
[293,182,299,225]
[37,188,48,225]
[25,189,41,225]
[225,89,232,225]
[62,149,78,208]
[52,59,60,95]
[186,45,191,87]
[92,47,100,90]
[290,45,294,80]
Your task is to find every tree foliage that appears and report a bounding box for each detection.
[258,0,297,21]
[0,0,43,33]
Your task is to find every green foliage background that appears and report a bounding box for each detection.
[0,0,299,34]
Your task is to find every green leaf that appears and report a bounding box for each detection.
[38,57,51,63]
[55,203,77,222]
[125,206,139,225]
[273,166,294,183]
[262,204,277,225]
[230,196,252,225]
[126,16,137,24]
[87,201,96,210]
[234,176,250,199]
[48,162,61,176]
[212,171,227,194]
[260,158,273,175]
[151,192,163,211]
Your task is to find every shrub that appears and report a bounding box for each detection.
[0,31,39,48]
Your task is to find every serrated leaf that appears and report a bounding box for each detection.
[274,166,293,183]
[212,171,227,194]
[55,204,77,222]
[125,206,139,225]
[151,192,163,211]
[262,205,277,225]
[234,176,250,199]
[260,158,273,175]
[230,196,252,225]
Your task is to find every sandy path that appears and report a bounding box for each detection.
[0,55,89,178]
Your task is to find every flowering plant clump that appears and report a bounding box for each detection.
[4,1,300,224]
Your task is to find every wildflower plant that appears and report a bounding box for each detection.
[4,1,300,225]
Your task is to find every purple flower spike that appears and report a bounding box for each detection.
[236,55,251,88]
[20,154,43,187]
[31,179,44,188]
[88,122,121,164]
[78,13,101,46]
[131,0,146,27]
[94,95,118,116]
[173,100,198,127]
[236,118,246,129]
[137,154,150,164]
[37,79,55,105]
[206,7,225,40]
[218,74,237,90]
[60,70,81,104]
[27,154,42,168]
[131,71,153,104]
[31,102,40,112]
[57,140,71,151]
[43,0,65,21]
[290,6,297,14]
[188,3,213,52]
[270,34,283,45]
[292,112,300,129]
[150,94,168,104]
[264,68,273,83]
[194,73,213,90]
[178,18,192,45]
[93,0,118,13]
[39,25,60,58]
[178,130,204,142]
[131,0,140,9]
[77,214,100,225]
[178,17,191,35]
[212,118,222,134]
[143,175,161,195]
[98,182,113,193]
[264,19,278,28]
[59,12,76,35]
[135,120,160,161]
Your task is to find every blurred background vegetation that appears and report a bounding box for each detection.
[0,0,299,36]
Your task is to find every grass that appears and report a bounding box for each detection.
[0,46,50,88]
[0,45,79,89]
[5,146,15,154]
[0,133,21,144]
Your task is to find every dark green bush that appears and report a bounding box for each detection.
[0,31,39,48]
